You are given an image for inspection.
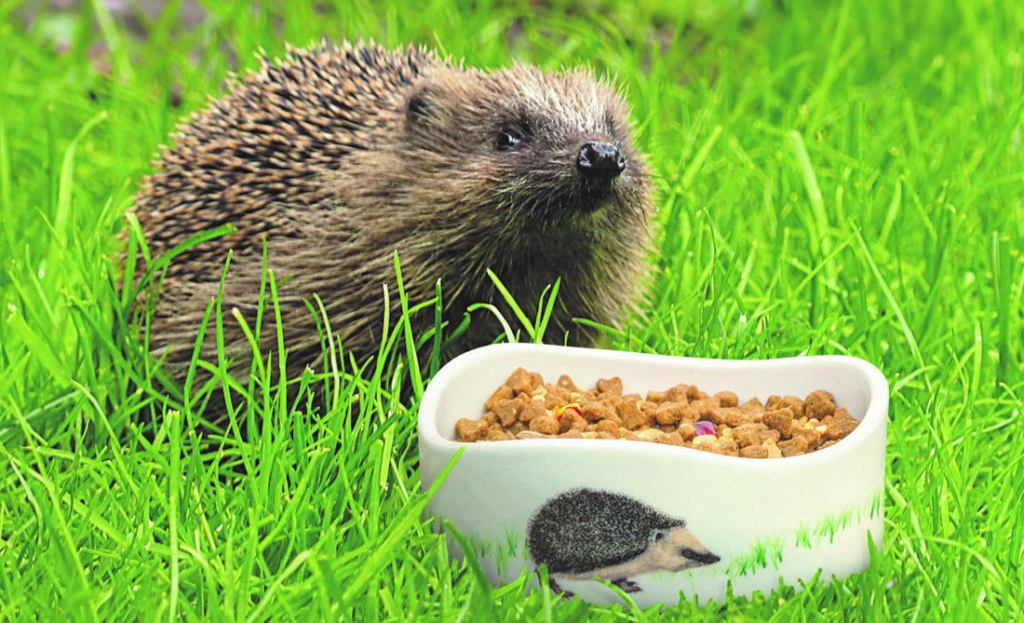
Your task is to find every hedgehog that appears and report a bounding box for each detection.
[526,488,720,596]
[131,40,653,400]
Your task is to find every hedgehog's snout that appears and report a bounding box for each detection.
[576,141,625,182]
[680,547,721,566]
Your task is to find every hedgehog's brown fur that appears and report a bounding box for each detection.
[133,40,653,395]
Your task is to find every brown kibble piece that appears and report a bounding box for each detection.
[581,401,617,422]
[558,429,583,439]
[486,429,513,441]
[665,384,694,403]
[456,418,488,442]
[542,384,570,410]
[529,415,559,435]
[805,390,836,420]
[655,402,688,425]
[656,432,685,447]
[595,376,623,396]
[515,430,548,440]
[677,422,696,441]
[690,397,720,419]
[708,407,742,426]
[558,411,588,434]
[724,407,756,427]
[733,423,775,448]
[619,400,653,430]
[739,397,765,418]
[763,407,794,438]
[822,407,859,440]
[766,395,805,419]
[484,385,514,412]
[715,391,739,408]
[778,436,810,457]
[518,398,546,424]
[646,390,667,403]
[489,399,519,427]
[791,424,823,448]
[505,367,542,394]
[740,445,769,459]
[595,419,622,437]
[557,374,580,392]
[716,437,739,455]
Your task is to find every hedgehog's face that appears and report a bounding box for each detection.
[402,65,651,237]
[649,525,721,572]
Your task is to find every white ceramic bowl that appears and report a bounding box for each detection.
[418,344,887,607]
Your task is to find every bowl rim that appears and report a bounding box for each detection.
[418,343,888,468]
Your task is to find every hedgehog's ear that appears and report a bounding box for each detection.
[405,83,439,127]
[651,529,668,543]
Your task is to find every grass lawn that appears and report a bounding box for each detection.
[2,0,1022,620]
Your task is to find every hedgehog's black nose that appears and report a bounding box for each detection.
[577,142,625,182]
[681,548,721,565]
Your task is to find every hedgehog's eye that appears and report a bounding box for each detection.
[496,128,522,151]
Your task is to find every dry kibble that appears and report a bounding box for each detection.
[724,407,756,427]
[739,397,766,417]
[646,390,667,403]
[520,398,545,424]
[677,422,696,441]
[740,445,769,459]
[690,397,720,420]
[715,391,739,408]
[505,367,542,394]
[456,418,488,442]
[581,401,617,422]
[484,385,514,412]
[557,374,580,392]
[763,408,794,438]
[529,415,559,435]
[733,423,773,448]
[455,368,859,458]
[822,407,859,441]
[665,384,694,403]
[486,429,513,441]
[516,430,547,440]
[791,424,823,448]
[708,407,742,426]
[656,432,686,447]
[558,411,588,434]
[778,436,810,457]
[766,395,805,419]
[655,402,688,425]
[805,390,836,420]
[619,400,653,430]
[490,399,518,427]
[595,419,622,437]
[595,376,623,396]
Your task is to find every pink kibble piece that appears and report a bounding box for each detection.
[694,420,716,436]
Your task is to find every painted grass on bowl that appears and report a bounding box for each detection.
[1,0,1023,620]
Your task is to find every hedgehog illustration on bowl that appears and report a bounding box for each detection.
[527,488,720,596]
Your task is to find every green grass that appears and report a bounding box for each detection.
[2,0,1023,620]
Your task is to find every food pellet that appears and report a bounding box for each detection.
[453,368,861,458]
